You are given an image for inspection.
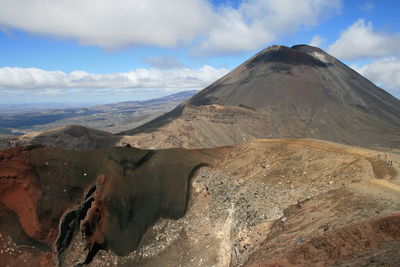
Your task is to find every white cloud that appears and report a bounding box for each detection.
[352,57,400,96]
[0,0,213,50]
[198,0,341,54]
[309,35,325,47]
[0,66,229,91]
[327,19,400,60]
[0,0,341,54]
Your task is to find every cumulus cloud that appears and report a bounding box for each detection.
[0,0,341,54]
[327,19,400,60]
[0,66,229,91]
[352,57,400,96]
[197,0,341,54]
[0,0,213,50]
[309,35,325,47]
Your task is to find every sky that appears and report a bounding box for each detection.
[0,0,399,105]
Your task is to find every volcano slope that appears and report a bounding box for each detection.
[1,139,400,266]
[120,44,400,149]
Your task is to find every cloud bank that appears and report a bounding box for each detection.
[327,19,400,60]
[0,0,213,50]
[198,0,341,54]
[325,18,400,95]
[353,57,400,96]
[0,66,229,91]
[0,0,341,54]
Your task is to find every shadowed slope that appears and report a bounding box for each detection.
[0,145,216,266]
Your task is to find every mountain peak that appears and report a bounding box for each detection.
[291,44,320,50]
[123,44,400,149]
[244,44,328,69]
[256,44,323,55]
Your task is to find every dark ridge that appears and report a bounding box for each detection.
[291,44,323,52]
[244,45,328,68]
[84,185,97,201]
[56,210,79,260]
[56,193,95,265]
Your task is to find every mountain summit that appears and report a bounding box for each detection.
[121,44,400,149]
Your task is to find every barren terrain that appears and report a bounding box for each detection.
[1,139,399,266]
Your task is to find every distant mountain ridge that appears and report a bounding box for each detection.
[0,90,197,133]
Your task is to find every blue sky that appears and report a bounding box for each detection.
[0,0,399,104]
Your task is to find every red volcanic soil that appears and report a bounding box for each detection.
[0,145,216,266]
[0,147,42,239]
[0,146,55,267]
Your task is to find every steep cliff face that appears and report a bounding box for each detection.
[121,45,400,149]
[0,145,215,266]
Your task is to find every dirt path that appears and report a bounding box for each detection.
[371,179,400,192]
